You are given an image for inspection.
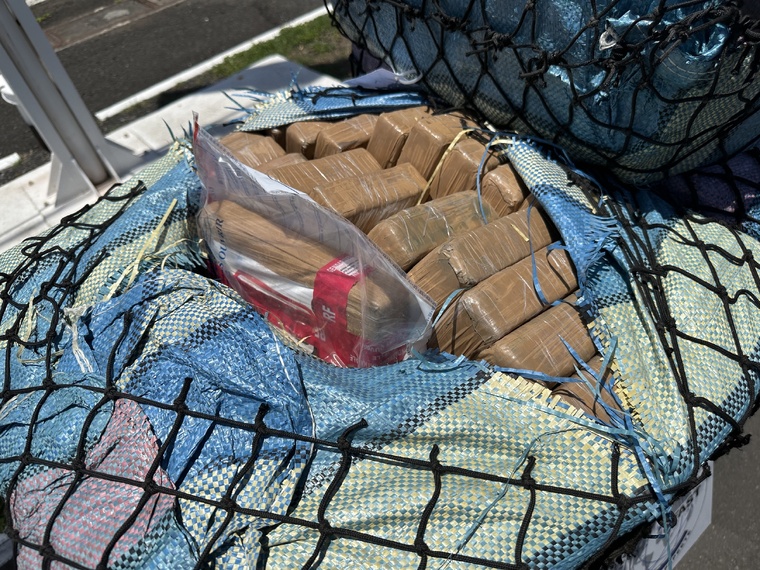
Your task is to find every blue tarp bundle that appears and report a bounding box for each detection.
[330,0,760,184]
[0,125,759,569]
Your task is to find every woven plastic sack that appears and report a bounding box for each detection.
[507,137,760,482]
[0,145,313,568]
[330,0,760,184]
[1,124,759,570]
[0,143,204,394]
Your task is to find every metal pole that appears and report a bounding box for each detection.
[0,1,109,184]
[0,0,142,205]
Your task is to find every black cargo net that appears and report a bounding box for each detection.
[327,0,760,184]
[0,171,757,569]
[569,166,760,465]
[651,147,760,239]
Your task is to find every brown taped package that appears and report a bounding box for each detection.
[286,121,333,159]
[397,113,478,180]
[267,148,382,197]
[219,131,285,169]
[430,247,578,357]
[427,137,500,200]
[256,153,308,174]
[367,191,496,271]
[552,355,620,423]
[367,106,430,168]
[265,128,286,149]
[477,294,596,380]
[480,163,531,216]
[408,208,556,307]
[314,114,379,158]
[198,200,410,341]
[311,163,426,233]
[518,195,539,211]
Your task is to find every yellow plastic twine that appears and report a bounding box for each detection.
[103,199,178,302]
[417,128,476,205]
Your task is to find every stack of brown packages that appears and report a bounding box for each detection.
[197,200,413,342]
[408,208,556,307]
[367,191,496,270]
[480,163,531,215]
[267,148,383,196]
[286,121,332,159]
[311,163,427,233]
[210,111,623,421]
[396,113,479,179]
[426,137,500,199]
[430,247,577,357]
[219,131,286,169]
[314,114,378,157]
[477,294,596,379]
[367,106,431,168]
[257,153,308,173]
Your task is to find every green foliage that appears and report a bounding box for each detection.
[210,15,351,81]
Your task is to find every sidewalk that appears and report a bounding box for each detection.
[0,53,339,252]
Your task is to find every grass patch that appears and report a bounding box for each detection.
[211,14,351,81]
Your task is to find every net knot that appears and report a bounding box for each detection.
[471,30,513,55]
[433,11,466,32]
[661,315,677,331]
[318,519,333,535]
[254,403,270,434]
[429,444,442,472]
[219,496,237,512]
[70,458,86,473]
[336,436,353,453]
[520,456,537,487]
[739,354,755,370]
[616,494,631,510]
[486,31,511,50]
[413,538,430,558]
[38,544,57,560]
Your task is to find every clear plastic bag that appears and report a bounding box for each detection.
[193,119,434,367]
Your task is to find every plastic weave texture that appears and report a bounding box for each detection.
[0,137,758,569]
[328,0,760,184]
[239,86,430,131]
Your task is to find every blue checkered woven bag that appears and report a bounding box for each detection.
[329,0,760,184]
[1,130,759,569]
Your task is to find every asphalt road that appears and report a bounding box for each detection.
[1,0,323,172]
